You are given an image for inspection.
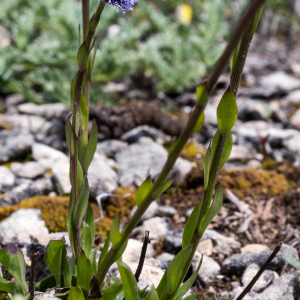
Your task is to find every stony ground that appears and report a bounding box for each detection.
[1,37,300,299]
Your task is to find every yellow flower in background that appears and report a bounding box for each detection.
[176,4,192,25]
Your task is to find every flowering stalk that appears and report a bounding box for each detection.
[95,0,266,288]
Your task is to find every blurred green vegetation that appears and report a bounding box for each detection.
[0,0,296,106]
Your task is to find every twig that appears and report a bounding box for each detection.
[236,242,283,300]
[135,231,151,282]
[29,251,40,300]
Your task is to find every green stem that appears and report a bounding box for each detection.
[95,0,266,288]
[82,0,90,40]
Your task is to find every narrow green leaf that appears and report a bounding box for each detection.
[77,249,93,291]
[45,240,65,288]
[117,262,137,300]
[171,255,203,300]
[0,293,6,300]
[80,222,93,258]
[62,247,72,288]
[68,285,85,300]
[73,175,90,227]
[211,130,232,171]
[90,250,97,275]
[0,245,27,293]
[65,118,74,156]
[79,94,88,131]
[196,82,208,106]
[67,201,77,262]
[71,73,78,110]
[77,41,89,71]
[230,44,239,75]
[199,182,223,235]
[192,112,204,133]
[152,178,174,199]
[69,159,84,193]
[98,234,110,270]
[113,238,128,264]
[135,176,152,207]
[203,143,211,191]
[102,280,123,300]
[166,244,194,296]
[144,285,159,300]
[85,204,95,247]
[216,88,237,135]
[283,256,300,270]
[83,120,98,173]
[156,270,167,300]
[251,5,263,36]
[182,201,201,249]
[35,274,56,292]
[183,294,197,300]
[110,212,122,248]
[0,281,15,294]
[78,134,85,167]
[74,103,81,136]
[137,287,147,300]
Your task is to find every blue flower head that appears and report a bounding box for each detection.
[97,0,137,14]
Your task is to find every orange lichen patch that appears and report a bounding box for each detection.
[0,121,12,131]
[181,142,206,161]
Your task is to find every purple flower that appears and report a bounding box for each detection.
[97,0,137,14]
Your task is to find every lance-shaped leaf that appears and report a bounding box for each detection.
[113,238,128,264]
[199,182,223,235]
[137,287,147,300]
[79,94,88,131]
[61,247,72,288]
[217,88,237,135]
[135,176,152,207]
[77,41,89,71]
[0,281,16,294]
[110,212,122,248]
[283,256,300,270]
[183,294,197,300]
[80,222,93,258]
[230,44,239,75]
[196,82,208,106]
[98,234,110,270]
[0,245,27,293]
[192,112,204,133]
[203,142,211,191]
[77,250,93,291]
[211,130,232,171]
[156,270,167,299]
[152,177,174,199]
[70,159,84,192]
[66,118,74,156]
[83,120,98,173]
[68,284,85,300]
[144,285,159,300]
[45,240,65,288]
[171,255,203,300]
[74,103,82,137]
[85,204,95,247]
[90,250,97,275]
[102,280,123,300]
[78,134,85,167]
[182,201,201,249]
[73,176,89,227]
[166,244,194,296]
[71,73,78,110]
[67,202,77,263]
[117,262,137,300]
[251,5,263,36]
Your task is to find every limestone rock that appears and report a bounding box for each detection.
[0,166,15,192]
[10,161,47,179]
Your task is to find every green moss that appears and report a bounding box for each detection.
[261,158,276,170]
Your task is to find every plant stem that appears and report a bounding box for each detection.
[82,0,90,40]
[95,0,265,288]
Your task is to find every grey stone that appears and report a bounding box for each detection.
[164,229,184,253]
[192,252,220,286]
[115,137,192,188]
[238,99,268,121]
[202,230,241,255]
[122,238,155,263]
[131,201,159,223]
[141,217,170,240]
[157,253,175,269]
[34,289,61,300]
[157,205,177,218]
[0,209,49,245]
[51,157,71,195]
[228,144,257,162]
[0,129,34,162]
[96,140,128,158]
[241,244,270,254]
[88,153,118,198]
[0,114,45,132]
[0,166,15,192]
[4,94,25,114]
[280,243,299,261]
[18,102,67,118]
[242,263,276,293]
[0,177,54,206]
[32,143,68,169]
[221,250,286,276]
[121,125,170,145]
[10,161,47,179]
[290,109,300,129]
